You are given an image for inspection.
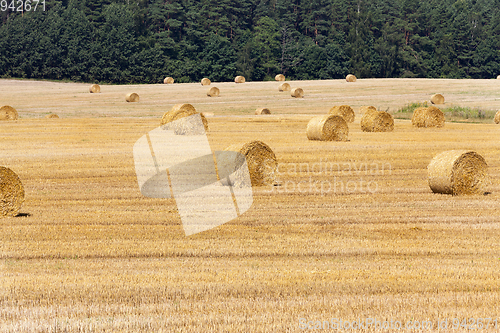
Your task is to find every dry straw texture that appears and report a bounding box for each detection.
[494,110,500,124]
[361,110,394,132]
[201,78,211,86]
[306,115,349,141]
[89,84,100,93]
[412,106,445,128]
[430,93,445,104]
[45,114,59,119]
[224,141,277,186]
[346,74,357,82]
[278,83,291,92]
[207,87,220,97]
[329,105,355,123]
[0,106,18,120]
[234,76,246,83]
[125,93,139,102]
[0,166,25,217]
[427,150,488,195]
[359,105,377,114]
[291,87,304,98]
[275,74,285,81]
[164,77,174,84]
[255,108,271,115]
[160,103,208,131]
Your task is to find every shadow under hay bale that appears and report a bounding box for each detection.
[89,84,100,93]
[279,83,291,92]
[201,78,211,86]
[346,74,357,82]
[329,105,355,123]
[164,77,174,84]
[0,166,25,217]
[307,115,349,142]
[45,114,59,119]
[235,76,246,83]
[255,108,271,115]
[207,87,220,97]
[494,110,500,124]
[431,93,445,104]
[126,93,139,102]
[0,106,18,121]
[160,104,208,131]
[361,110,394,132]
[412,106,445,128]
[291,88,304,98]
[427,150,488,195]
[275,74,285,81]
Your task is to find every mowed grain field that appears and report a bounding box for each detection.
[1,78,500,332]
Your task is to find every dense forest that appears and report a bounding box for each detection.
[1,0,500,83]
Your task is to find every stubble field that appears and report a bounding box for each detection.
[1,78,500,332]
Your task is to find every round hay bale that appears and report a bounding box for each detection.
[126,93,139,102]
[497,75,500,79]
[361,111,394,132]
[0,106,18,121]
[279,83,291,92]
[201,78,211,86]
[224,141,277,186]
[359,106,377,115]
[346,74,357,82]
[45,114,59,119]
[207,87,220,97]
[164,77,174,84]
[412,106,445,128]
[494,110,500,124]
[160,103,208,131]
[255,108,271,115]
[329,105,355,123]
[275,74,285,81]
[306,115,349,142]
[291,88,304,98]
[427,150,488,195]
[430,93,445,104]
[235,76,246,84]
[0,166,24,217]
[89,84,100,93]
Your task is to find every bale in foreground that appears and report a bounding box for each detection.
[0,166,25,217]
[201,78,211,86]
[306,115,349,142]
[275,74,285,81]
[0,106,18,120]
[431,93,445,104]
[494,110,500,124]
[361,110,394,132]
[329,105,355,123]
[235,76,246,83]
[412,106,445,128]
[291,88,304,98]
[126,93,140,102]
[160,103,208,131]
[427,150,488,195]
[346,74,357,82]
[279,83,291,92]
[255,108,271,115]
[89,84,100,93]
[164,77,174,84]
[224,141,277,186]
[207,87,220,97]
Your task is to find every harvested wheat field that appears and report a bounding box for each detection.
[1,78,500,332]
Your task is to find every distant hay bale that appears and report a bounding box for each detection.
[430,93,445,104]
[306,115,349,142]
[291,87,304,98]
[160,103,208,131]
[359,106,377,115]
[279,83,291,92]
[497,75,500,79]
[329,105,355,123]
[255,108,271,115]
[361,111,394,132]
[494,110,500,124]
[164,77,174,84]
[412,106,445,128]
[224,141,277,186]
[207,87,220,97]
[0,166,24,217]
[201,78,211,86]
[126,93,139,102]
[0,106,18,121]
[89,84,100,93]
[235,76,246,83]
[275,74,285,81]
[427,150,488,195]
[346,74,357,82]
[45,114,59,119]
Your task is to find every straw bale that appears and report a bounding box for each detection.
[275,74,285,81]
[361,111,394,132]
[0,106,18,120]
[235,76,246,83]
[0,166,24,217]
[255,108,271,115]
[201,78,211,86]
[346,74,357,82]
[164,77,174,84]
[291,88,304,98]
[207,87,220,97]
[126,93,139,102]
[279,83,291,92]
[430,93,445,104]
[329,105,355,123]
[306,115,349,141]
[412,106,445,128]
[89,84,100,93]
[160,103,208,131]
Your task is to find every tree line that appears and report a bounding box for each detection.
[1,0,500,84]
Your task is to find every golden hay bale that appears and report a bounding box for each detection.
[291,87,304,98]
[412,106,445,128]
[0,166,24,217]
[497,75,500,79]
[45,114,59,119]
[160,103,208,131]
[494,110,500,124]
[89,84,100,93]
[126,93,139,102]
[224,141,277,186]
[0,106,18,121]
[359,106,377,115]
[427,150,488,195]
[275,74,285,81]
[279,83,291,92]
[207,87,220,97]
[430,93,445,104]
[255,108,271,115]
[201,78,211,86]
[164,77,174,84]
[306,115,349,142]
[361,111,394,132]
[329,105,355,123]
[346,74,357,82]
[235,76,246,83]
